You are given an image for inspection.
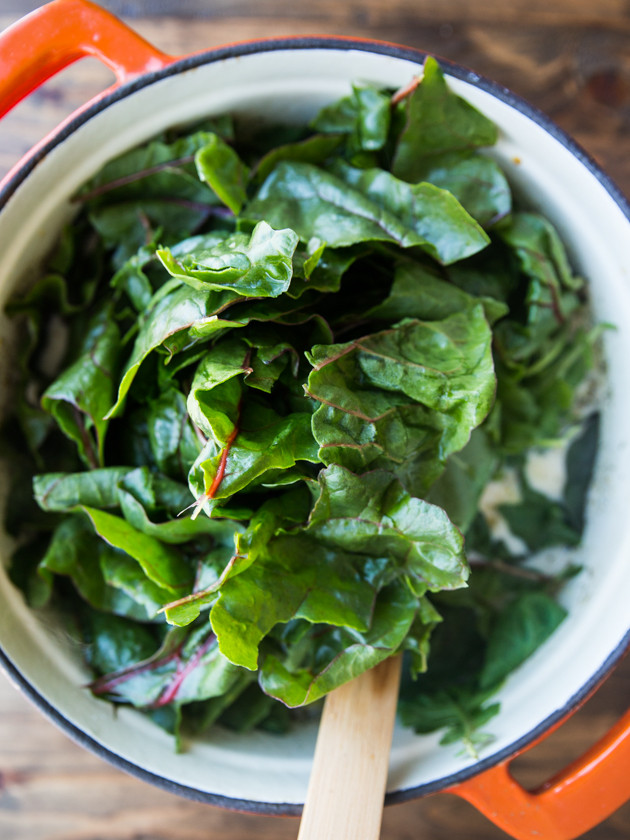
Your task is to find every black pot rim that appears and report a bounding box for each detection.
[1,34,629,816]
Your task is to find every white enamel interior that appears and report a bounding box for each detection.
[1,46,629,808]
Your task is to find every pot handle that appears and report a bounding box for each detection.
[0,0,173,120]
[448,706,630,839]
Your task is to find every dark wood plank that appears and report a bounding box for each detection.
[4,0,630,26]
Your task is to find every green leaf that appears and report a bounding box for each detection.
[146,386,202,481]
[310,83,392,152]
[259,580,419,706]
[186,339,252,439]
[105,284,245,418]
[84,612,159,676]
[398,685,500,757]
[117,485,239,545]
[110,243,157,311]
[246,161,489,264]
[210,532,378,671]
[427,428,499,532]
[33,467,131,512]
[253,134,343,184]
[81,131,222,264]
[214,680,283,733]
[38,516,157,619]
[194,133,250,214]
[335,162,490,264]
[493,324,598,455]
[161,500,292,627]
[564,413,600,534]
[99,550,175,617]
[306,465,469,592]
[157,222,298,297]
[81,506,194,594]
[89,625,244,708]
[160,553,229,627]
[480,592,567,688]
[188,404,319,512]
[307,307,496,494]
[498,473,581,553]
[185,346,318,512]
[415,151,512,227]
[366,260,508,326]
[497,212,583,325]
[81,132,217,204]
[41,308,120,467]
[392,56,498,181]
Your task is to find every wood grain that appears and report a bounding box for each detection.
[4,0,630,26]
[1,3,630,839]
[297,656,402,840]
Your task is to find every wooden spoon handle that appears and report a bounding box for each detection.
[297,655,403,840]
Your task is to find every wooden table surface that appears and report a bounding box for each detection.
[1,2,630,838]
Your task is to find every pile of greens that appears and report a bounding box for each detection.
[5,57,600,754]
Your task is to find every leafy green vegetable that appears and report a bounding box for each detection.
[246,161,489,264]
[479,592,567,689]
[194,133,250,214]
[4,55,600,753]
[41,306,120,468]
[307,306,495,495]
[156,221,298,296]
[392,56,498,181]
[81,506,193,595]
[89,625,244,709]
[310,83,392,153]
[80,131,228,266]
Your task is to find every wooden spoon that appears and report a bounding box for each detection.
[297,654,402,840]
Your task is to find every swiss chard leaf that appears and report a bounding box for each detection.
[160,498,298,627]
[366,260,508,326]
[81,506,194,595]
[90,625,244,708]
[157,222,298,297]
[34,467,131,512]
[246,161,489,264]
[310,83,392,153]
[498,472,581,553]
[307,307,496,494]
[84,611,160,676]
[185,344,318,513]
[105,284,244,418]
[427,428,499,532]
[38,516,158,620]
[194,133,250,214]
[497,212,583,325]
[415,151,512,228]
[210,532,379,671]
[305,465,468,592]
[81,131,224,265]
[41,307,120,468]
[146,385,202,482]
[253,134,343,184]
[188,405,318,513]
[564,413,600,533]
[398,685,500,757]
[479,592,567,688]
[392,56,498,181]
[259,580,419,706]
